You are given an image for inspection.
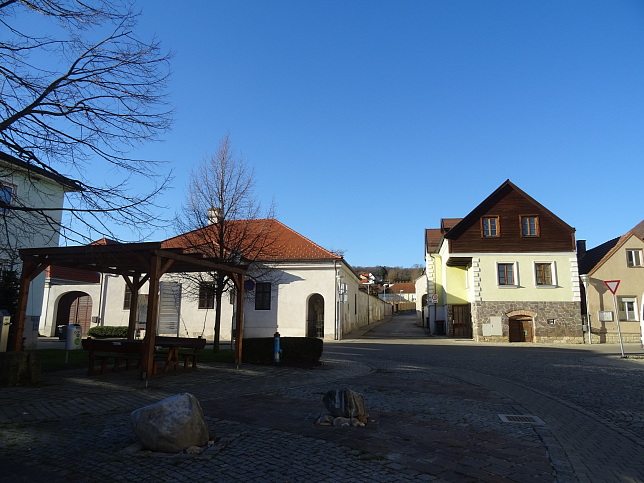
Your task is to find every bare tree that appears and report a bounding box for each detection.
[0,0,173,259]
[171,134,278,351]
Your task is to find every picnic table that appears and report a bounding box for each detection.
[82,336,206,376]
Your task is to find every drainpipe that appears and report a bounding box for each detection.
[97,272,104,326]
[334,260,339,340]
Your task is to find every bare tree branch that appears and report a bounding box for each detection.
[0,0,174,259]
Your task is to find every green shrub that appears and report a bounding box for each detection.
[87,326,128,338]
[241,337,323,365]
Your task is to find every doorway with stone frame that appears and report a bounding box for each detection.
[508,312,535,342]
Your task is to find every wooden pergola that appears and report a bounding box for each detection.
[10,242,248,377]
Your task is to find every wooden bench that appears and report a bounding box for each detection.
[82,338,143,376]
[154,336,207,372]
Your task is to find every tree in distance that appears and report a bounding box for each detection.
[171,134,278,351]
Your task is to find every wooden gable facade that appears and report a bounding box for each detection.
[444,180,576,253]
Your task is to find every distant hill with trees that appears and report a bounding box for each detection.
[352,265,423,283]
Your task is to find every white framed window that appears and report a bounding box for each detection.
[534,261,557,286]
[497,262,518,286]
[618,297,638,321]
[626,249,643,268]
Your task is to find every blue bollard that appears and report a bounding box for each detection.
[274,331,282,363]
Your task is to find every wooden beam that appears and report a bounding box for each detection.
[154,249,247,275]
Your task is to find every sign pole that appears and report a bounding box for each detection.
[611,292,626,358]
[604,280,626,358]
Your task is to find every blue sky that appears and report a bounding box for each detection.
[115,0,644,267]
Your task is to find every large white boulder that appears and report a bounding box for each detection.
[131,393,209,453]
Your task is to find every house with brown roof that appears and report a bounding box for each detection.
[423,180,583,343]
[577,220,644,344]
[39,219,390,342]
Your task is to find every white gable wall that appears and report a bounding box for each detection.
[1,168,70,348]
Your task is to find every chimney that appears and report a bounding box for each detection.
[207,207,222,225]
[576,240,586,256]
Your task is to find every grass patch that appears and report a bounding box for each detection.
[37,349,88,372]
[35,347,235,373]
[197,349,235,364]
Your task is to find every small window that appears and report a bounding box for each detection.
[535,262,556,286]
[255,282,271,310]
[123,285,132,310]
[521,216,539,237]
[482,216,499,237]
[618,297,638,321]
[198,282,215,309]
[497,263,516,286]
[626,249,643,268]
[0,182,15,215]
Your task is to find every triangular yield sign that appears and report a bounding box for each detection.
[604,280,620,294]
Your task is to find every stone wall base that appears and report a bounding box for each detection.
[471,300,584,344]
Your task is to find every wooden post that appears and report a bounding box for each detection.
[124,274,140,340]
[141,254,161,379]
[10,258,46,352]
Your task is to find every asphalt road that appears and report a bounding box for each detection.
[329,313,644,482]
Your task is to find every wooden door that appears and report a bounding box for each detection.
[452,304,472,338]
[68,294,92,335]
[509,317,533,342]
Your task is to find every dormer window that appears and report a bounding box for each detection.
[482,216,499,237]
[521,216,539,237]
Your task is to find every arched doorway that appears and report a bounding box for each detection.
[508,315,534,342]
[307,294,324,338]
[56,291,93,336]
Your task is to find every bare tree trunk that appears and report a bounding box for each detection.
[212,272,226,352]
[213,288,223,353]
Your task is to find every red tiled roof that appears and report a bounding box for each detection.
[163,219,341,262]
[389,282,416,293]
[90,238,121,245]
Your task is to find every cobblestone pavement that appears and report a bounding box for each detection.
[0,315,642,482]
